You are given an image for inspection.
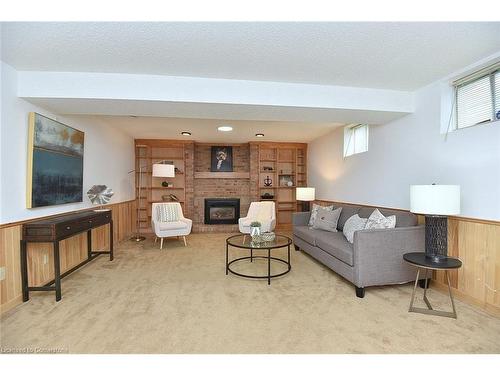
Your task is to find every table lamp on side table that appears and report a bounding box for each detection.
[410,184,460,262]
[128,161,175,242]
[296,187,315,212]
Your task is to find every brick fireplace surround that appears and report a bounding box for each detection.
[189,143,260,233]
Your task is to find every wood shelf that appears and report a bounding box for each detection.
[194,172,250,179]
[135,140,188,234]
[258,143,307,226]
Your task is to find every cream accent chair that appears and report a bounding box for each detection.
[151,202,192,249]
[238,201,276,234]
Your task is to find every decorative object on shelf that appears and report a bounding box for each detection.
[261,193,274,200]
[264,175,273,187]
[174,167,182,173]
[161,181,173,188]
[211,146,233,172]
[263,166,274,171]
[410,184,460,263]
[27,112,84,208]
[250,221,261,239]
[296,187,315,212]
[87,185,114,211]
[279,175,294,187]
[128,161,175,242]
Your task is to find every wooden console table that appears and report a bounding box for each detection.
[20,210,113,302]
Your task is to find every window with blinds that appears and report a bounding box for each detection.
[455,63,500,129]
[344,124,369,157]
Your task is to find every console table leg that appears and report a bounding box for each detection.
[87,230,92,260]
[53,241,62,301]
[20,240,29,302]
[109,220,114,261]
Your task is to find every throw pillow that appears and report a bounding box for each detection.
[156,204,179,222]
[312,207,342,232]
[364,209,396,230]
[342,214,368,243]
[308,204,335,226]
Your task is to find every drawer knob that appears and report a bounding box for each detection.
[66,226,71,230]
[88,220,92,224]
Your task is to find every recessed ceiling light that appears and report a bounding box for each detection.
[217,126,233,132]
[255,133,265,137]
[181,131,192,136]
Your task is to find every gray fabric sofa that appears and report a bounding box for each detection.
[293,204,426,298]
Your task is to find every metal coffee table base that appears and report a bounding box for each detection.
[409,268,457,319]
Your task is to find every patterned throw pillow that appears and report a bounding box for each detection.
[156,204,179,222]
[312,207,342,232]
[342,214,368,243]
[364,209,396,230]
[308,204,335,226]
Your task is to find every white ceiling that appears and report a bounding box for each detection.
[3,22,500,90]
[79,115,344,143]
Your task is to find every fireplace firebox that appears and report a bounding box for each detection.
[204,198,240,225]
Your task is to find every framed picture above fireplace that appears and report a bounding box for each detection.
[211,146,233,172]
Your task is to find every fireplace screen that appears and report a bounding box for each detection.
[205,198,240,225]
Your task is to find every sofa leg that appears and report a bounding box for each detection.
[160,238,164,250]
[183,236,187,247]
[355,287,365,298]
[294,244,300,251]
[418,278,431,289]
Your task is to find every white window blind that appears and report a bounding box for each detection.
[344,124,369,157]
[455,62,500,129]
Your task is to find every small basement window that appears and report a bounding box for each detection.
[455,62,500,129]
[344,124,369,157]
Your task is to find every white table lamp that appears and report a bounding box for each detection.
[410,184,460,262]
[296,187,315,212]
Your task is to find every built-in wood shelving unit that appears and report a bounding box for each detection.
[256,142,307,226]
[135,140,189,234]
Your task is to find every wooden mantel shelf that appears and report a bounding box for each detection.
[194,172,250,179]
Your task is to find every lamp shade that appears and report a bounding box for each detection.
[410,185,460,215]
[152,163,175,178]
[296,187,315,202]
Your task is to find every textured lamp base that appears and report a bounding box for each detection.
[425,215,448,263]
[301,201,311,212]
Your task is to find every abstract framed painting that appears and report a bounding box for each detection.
[26,113,85,208]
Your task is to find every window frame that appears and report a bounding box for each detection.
[454,65,500,130]
[343,124,369,158]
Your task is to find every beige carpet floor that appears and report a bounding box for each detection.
[1,232,499,354]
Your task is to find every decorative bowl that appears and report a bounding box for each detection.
[260,232,276,242]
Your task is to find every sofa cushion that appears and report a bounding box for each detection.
[293,225,317,246]
[357,207,417,227]
[312,207,342,232]
[315,231,354,266]
[157,221,189,231]
[365,208,396,229]
[342,214,368,243]
[308,203,334,226]
[337,206,361,230]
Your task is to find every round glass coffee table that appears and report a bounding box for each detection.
[225,234,292,285]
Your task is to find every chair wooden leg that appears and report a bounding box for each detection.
[155,236,158,243]
[160,238,164,250]
[183,236,187,247]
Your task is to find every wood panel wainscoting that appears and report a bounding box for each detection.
[0,199,136,314]
[314,199,500,317]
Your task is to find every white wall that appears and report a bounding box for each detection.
[0,62,135,224]
[308,79,500,221]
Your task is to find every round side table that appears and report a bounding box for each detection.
[403,252,462,319]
